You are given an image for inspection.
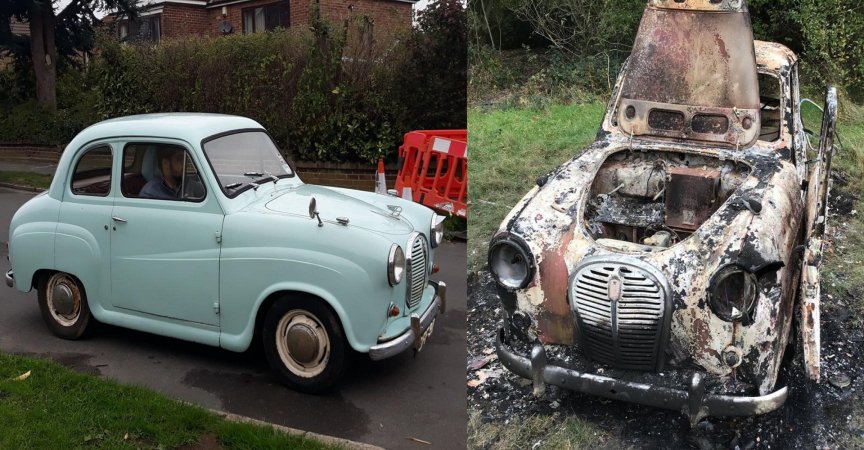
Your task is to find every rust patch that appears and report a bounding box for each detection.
[537,233,576,345]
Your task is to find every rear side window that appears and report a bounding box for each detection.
[71,146,113,196]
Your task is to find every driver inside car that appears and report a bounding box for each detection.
[140,148,185,200]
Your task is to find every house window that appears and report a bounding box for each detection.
[242,2,290,34]
[138,16,161,43]
[117,15,161,43]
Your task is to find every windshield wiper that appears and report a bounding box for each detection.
[254,172,279,185]
[243,171,264,177]
[224,182,258,191]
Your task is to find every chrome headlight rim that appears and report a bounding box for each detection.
[488,232,535,291]
[388,244,405,286]
[707,264,758,323]
[430,214,445,248]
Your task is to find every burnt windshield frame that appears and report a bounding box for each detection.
[201,128,296,199]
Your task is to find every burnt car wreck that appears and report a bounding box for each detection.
[489,0,838,424]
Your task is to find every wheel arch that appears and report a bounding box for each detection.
[252,289,347,349]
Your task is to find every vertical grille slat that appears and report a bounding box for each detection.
[570,259,669,371]
[406,234,428,308]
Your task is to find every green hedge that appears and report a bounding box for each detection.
[0,0,467,163]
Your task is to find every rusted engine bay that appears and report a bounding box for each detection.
[585,150,751,250]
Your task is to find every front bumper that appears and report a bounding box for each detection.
[368,280,446,360]
[496,328,788,424]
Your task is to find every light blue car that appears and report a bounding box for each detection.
[6,113,446,393]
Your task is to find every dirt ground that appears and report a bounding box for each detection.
[467,172,864,449]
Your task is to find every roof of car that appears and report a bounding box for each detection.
[754,40,798,73]
[70,113,264,148]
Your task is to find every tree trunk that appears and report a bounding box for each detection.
[29,2,57,110]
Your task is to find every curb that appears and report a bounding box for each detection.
[210,408,384,450]
[0,182,46,193]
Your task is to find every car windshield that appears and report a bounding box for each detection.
[202,131,294,196]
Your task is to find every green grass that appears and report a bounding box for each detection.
[0,352,338,449]
[0,171,53,190]
[468,103,605,271]
[467,410,618,450]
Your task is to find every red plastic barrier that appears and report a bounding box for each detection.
[395,130,467,218]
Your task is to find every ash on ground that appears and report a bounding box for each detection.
[468,172,864,449]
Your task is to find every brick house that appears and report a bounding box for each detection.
[108,0,415,43]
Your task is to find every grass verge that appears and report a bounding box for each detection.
[467,102,605,271]
[0,352,338,449]
[467,410,613,450]
[0,171,53,190]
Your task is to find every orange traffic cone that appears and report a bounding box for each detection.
[375,159,387,195]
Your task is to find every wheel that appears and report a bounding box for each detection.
[37,272,92,339]
[262,298,346,394]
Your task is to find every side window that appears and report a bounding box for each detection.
[757,72,783,142]
[71,146,113,197]
[122,143,206,202]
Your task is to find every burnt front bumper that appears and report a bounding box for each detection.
[496,328,788,424]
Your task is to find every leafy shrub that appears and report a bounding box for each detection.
[2,0,467,163]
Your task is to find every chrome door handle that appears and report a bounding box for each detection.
[112,216,127,223]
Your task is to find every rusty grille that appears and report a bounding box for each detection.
[570,260,669,371]
[407,234,428,308]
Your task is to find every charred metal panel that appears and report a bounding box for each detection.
[595,196,664,228]
[618,6,761,146]
[649,0,748,12]
[665,167,722,231]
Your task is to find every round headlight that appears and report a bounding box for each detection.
[708,265,758,323]
[488,234,534,290]
[388,244,405,286]
[430,215,445,248]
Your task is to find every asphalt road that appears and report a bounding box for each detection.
[0,188,467,449]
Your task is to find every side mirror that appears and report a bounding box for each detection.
[309,197,323,227]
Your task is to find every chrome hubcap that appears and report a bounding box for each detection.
[52,284,74,316]
[286,323,320,364]
[46,274,81,327]
[275,310,330,378]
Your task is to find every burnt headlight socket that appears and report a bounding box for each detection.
[707,264,758,325]
[488,233,535,291]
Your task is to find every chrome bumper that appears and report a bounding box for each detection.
[368,286,443,361]
[5,269,12,288]
[496,328,788,424]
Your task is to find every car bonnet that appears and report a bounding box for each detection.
[616,0,761,148]
[264,184,414,235]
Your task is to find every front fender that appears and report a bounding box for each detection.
[218,212,405,353]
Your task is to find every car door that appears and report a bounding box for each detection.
[110,140,223,326]
[55,143,116,308]
[798,86,838,382]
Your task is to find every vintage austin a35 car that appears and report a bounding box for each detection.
[7,113,446,393]
[488,0,837,423]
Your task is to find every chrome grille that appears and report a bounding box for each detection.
[570,259,668,371]
[406,233,428,308]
